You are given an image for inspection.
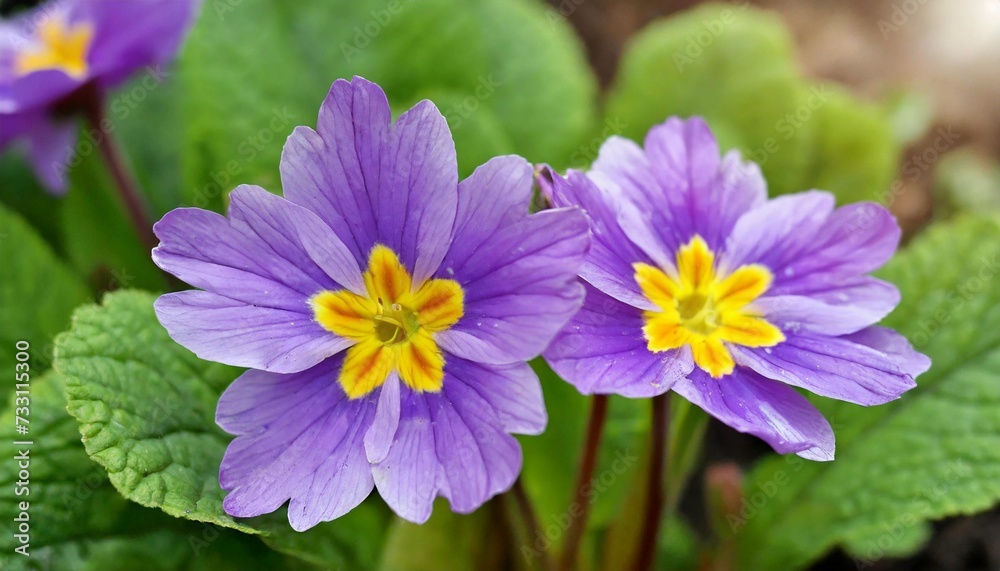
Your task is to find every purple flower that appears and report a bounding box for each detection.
[0,0,199,193]
[541,117,929,461]
[151,77,589,529]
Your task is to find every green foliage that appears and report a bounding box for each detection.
[604,3,898,203]
[379,500,507,571]
[0,373,314,571]
[0,204,90,392]
[55,290,389,570]
[175,0,596,210]
[57,290,249,532]
[736,216,1000,570]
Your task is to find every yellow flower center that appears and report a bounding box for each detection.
[311,245,464,399]
[15,14,93,79]
[634,235,785,378]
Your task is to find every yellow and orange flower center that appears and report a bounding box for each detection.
[311,245,464,399]
[634,235,784,378]
[15,14,93,79]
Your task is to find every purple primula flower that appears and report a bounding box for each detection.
[0,0,199,193]
[541,116,930,461]
[151,77,589,530]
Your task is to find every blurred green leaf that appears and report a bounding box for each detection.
[736,216,1000,570]
[0,203,90,398]
[934,149,1000,216]
[175,0,597,211]
[379,501,507,571]
[55,290,389,569]
[604,3,898,203]
[0,154,66,248]
[61,152,168,292]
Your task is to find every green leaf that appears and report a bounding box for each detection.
[604,3,897,202]
[378,500,507,571]
[0,203,90,386]
[0,154,66,249]
[0,373,310,571]
[61,147,169,293]
[56,290,248,532]
[55,290,389,569]
[176,0,597,212]
[736,216,1000,570]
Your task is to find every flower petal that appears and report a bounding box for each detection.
[371,390,439,523]
[722,191,836,272]
[311,289,375,340]
[371,383,521,522]
[633,262,680,309]
[841,326,931,378]
[590,119,766,254]
[673,368,835,460]
[690,337,734,378]
[447,356,546,435]
[429,381,521,514]
[733,331,919,406]
[216,359,377,531]
[87,0,198,88]
[26,114,75,194]
[364,373,401,464]
[154,290,348,374]
[753,288,898,337]
[542,167,656,310]
[396,330,444,393]
[724,193,900,294]
[339,337,395,399]
[153,185,347,312]
[437,207,588,365]
[280,77,458,282]
[411,278,464,332]
[544,284,692,398]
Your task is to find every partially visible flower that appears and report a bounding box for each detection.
[152,77,589,529]
[0,0,199,193]
[542,116,929,461]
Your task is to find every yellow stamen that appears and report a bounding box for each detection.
[635,235,784,378]
[15,14,93,79]
[311,244,464,398]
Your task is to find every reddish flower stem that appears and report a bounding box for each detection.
[511,476,554,571]
[632,392,671,571]
[77,82,158,254]
[559,394,609,571]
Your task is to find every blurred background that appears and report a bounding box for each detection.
[1,0,998,570]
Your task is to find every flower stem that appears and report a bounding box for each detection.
[510,476,554,571]
[78,82,158,253]
[632,392,671,571]
[559,394,609,571]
